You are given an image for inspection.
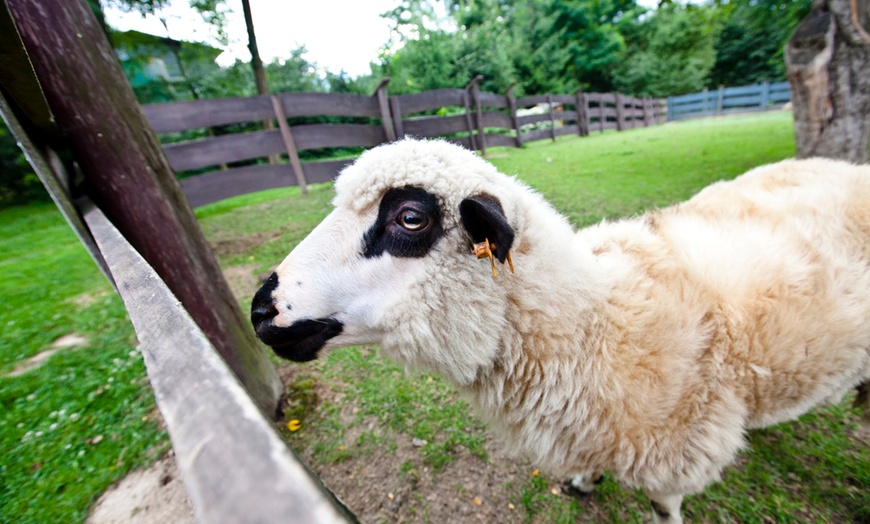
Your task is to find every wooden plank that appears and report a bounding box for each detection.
[722,94,764,107]
[403,114,469,137]
[393,89,467,115]
[520,128,554,143]
[7,0,281,414]
[517,113,553,126]
[443,135,473,150]
[277,92,381,118]
[82,203,358,524]
[301,158,354,185]
[181,164,298,208]
[271,95,307,194]
[482,133,516,148]
[515,94,551,107]
[142,96,274,133]
[554,125,578,138]
[164,130,285,172]
[477,91,509,109]
[291,123,386,151]
[182,159,351,208]
[480,110,513,129]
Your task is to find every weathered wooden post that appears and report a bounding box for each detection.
[374,78,397,143]
[389,95,405,140]
[506,83,522,147]
[759,81,770,110]
[615,92,625,131]
[546,94,557,141]
[466,75,486,154]
[270,95,308,195]
[574,88,589,136]
[4,0,281,413]
[599,95,606,132]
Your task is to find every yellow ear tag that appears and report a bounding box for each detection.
[471,238,514,279]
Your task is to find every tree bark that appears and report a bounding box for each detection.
[785,0,870,163]
[241,0,279,164]
[5,0,282,414]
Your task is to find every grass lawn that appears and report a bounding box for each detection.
[2,110,868,522]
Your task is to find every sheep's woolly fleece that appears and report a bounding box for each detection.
[274,139,870,499]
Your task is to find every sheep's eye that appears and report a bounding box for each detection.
[397,209,429,231]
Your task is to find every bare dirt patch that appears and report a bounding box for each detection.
[5,333,88,377]
[208,230,281,258]
[222,264,264,303]
[86,450,194,524]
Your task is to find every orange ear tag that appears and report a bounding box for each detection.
[471,237,515,279]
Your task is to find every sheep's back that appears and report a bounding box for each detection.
[655,158,870,427]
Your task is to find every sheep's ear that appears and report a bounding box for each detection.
[459,194,514,263]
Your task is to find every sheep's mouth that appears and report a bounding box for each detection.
[256,318,343,362]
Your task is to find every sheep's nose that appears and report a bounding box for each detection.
[251,273,280,332]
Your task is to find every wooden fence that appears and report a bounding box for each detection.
[143,78,666,208]
[666,81,791,121]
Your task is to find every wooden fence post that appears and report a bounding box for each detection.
[373,78,396,142]
[615,92,625,131]
[599,95,606,132]
[716,85,725,116]
[574,88,588,136]
[270,95,308,195]
[389,96,404,140]
[760,81,770,109]
[5,0,282,413]
[641,97,649,127]
[466,75,486,154]
[506,83,522,147]
[546,94,557,141]
[462,88,478,151]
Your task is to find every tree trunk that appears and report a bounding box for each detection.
[241,0,279,164]
[5,0,282,414]
[785,0,870,163]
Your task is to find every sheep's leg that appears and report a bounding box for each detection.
[561,472,603,497]
[645,491,684,524]
[856,381,870,440]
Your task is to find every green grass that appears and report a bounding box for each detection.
[0,204,166,523]
[3,110,867,522]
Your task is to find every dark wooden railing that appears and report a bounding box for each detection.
[143,79,666,207]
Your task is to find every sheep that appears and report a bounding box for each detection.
[251,138,870,523]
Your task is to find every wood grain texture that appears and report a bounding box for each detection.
[84,204,358,524]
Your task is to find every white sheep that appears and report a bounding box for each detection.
[251,138,870,523]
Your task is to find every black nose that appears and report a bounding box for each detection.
[251,273,279,331]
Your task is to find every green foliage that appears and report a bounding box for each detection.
[0,121,47,206]
[614,3,718,97]
[708,0,812,86]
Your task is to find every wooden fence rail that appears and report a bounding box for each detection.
[667,81,791,121]
[143,80,666,208]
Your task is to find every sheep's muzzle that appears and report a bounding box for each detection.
[250,273,343,361]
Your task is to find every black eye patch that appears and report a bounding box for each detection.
[363,187,444,258]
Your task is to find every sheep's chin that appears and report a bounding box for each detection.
[261,317,344,362]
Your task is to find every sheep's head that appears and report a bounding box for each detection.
[251,139,528,385]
